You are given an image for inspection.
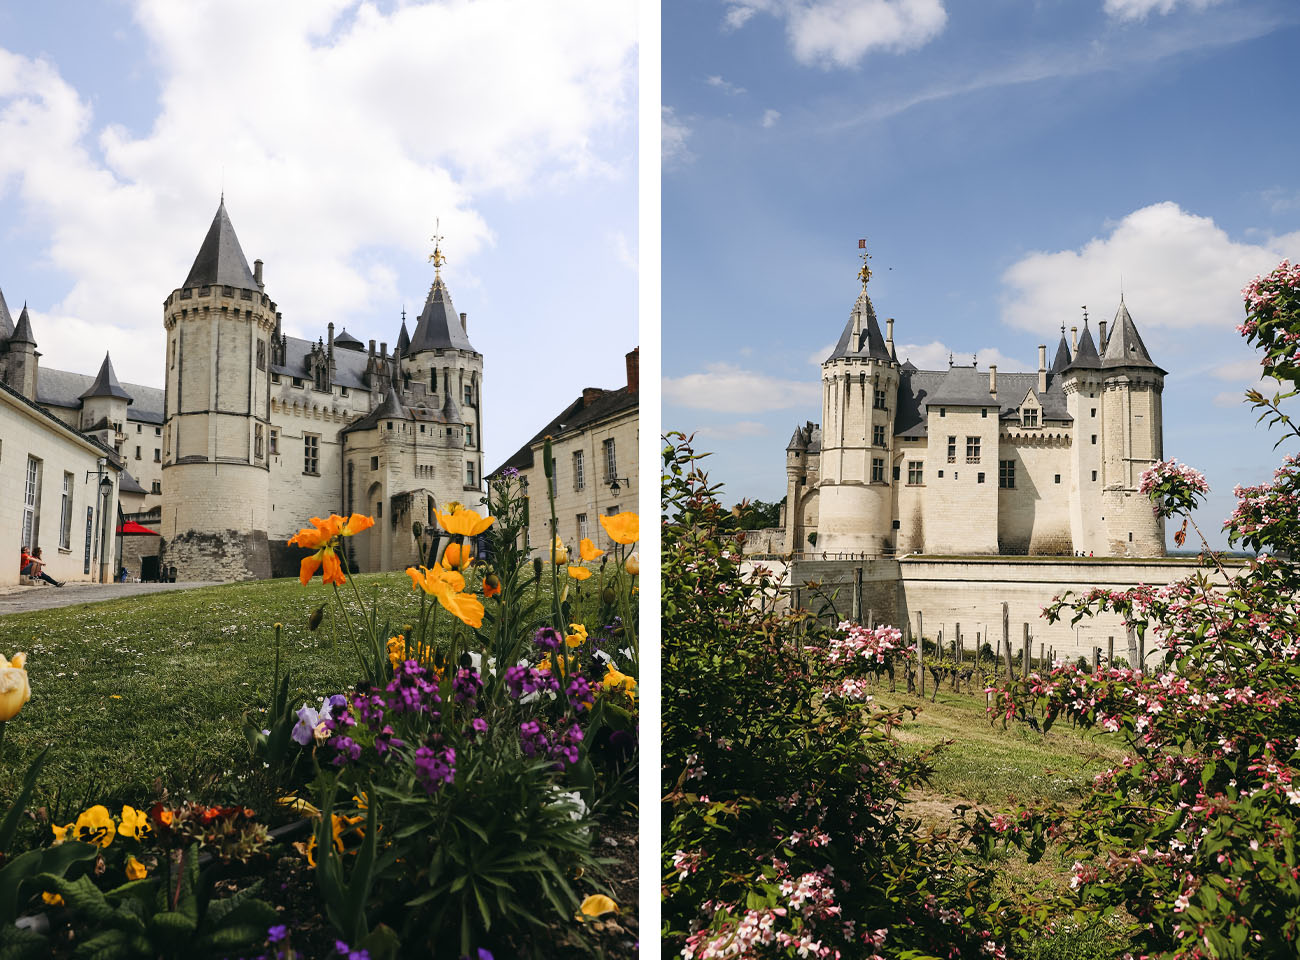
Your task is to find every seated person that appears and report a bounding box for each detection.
[22,547,63,587]
[19,546,31,574]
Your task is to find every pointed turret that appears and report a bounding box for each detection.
[80,352,132,402]
[182,198,259,290]
[827,289,891,361]
[375,385,408,421]
[0,286,13,340]
[1102,298,1164,373]
[1050,330,1072,374]
[409,275,475,353]
[10,303,36,345]
[395,318,411,355]
[1066,322,1100,370]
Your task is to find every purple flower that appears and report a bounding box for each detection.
[567,675,593,712]
[267,924,288,943]
[413,745,457,793]
[384,660,441,717]
[519,719,547,758]
[335,941,370,960]
[454,668,483,705]
[471,717,489,736]
[533,627,562,652]
[329,736,362,767]
[373,725,405,756]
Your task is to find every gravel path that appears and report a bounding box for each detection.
[0,581,220,615]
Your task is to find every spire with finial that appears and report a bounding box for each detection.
[857,238,872,288]
[428,218,446,280]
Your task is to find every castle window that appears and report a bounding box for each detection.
[1023,408,1039,427]
[1091,470,1098,481]
[21,456,39,552]
[908,461,923,485]
[978,472,985,484]
[420,425,425,433]
[154,449,160,462]
[939,407,946,417]
[431,369,437,391]
[947,436,956,463]
[464,385,473,405]
[376,501,382,519]
[293,378,303,388]
[603,438,617,480]
[371,456,379,471]
[873,388,886,410]
[965,436,981,464]
[1091,407,1096,417]
[892,520,901,530]
[257,341,266,372]
[466,426,473,446]
[272,373,281,383]
[1054,474,1061,484]
[304,433,320,475]
[1000,460,1015,488]
[872,425,885,446]
[151,481,161,495]
[387,422,393,431]
[577,513,589,542]
[893,465,900,481]
[982,408,987,418]
[136,424,141,433]
[135,446,141,460]
[255,424,264,460]
[466,461,476,487]
[269,429,279,455]
[574,450,585,491]
[59,473,73,550]
[155,427,161,436]
[871,458,885,483]
[1129,531,1133,542]
[937,470,944,478]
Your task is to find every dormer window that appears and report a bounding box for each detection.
[1022,408,1039,428]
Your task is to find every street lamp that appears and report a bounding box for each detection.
[608,476,629,495]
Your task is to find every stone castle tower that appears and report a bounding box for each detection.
[160,200,485,581]
[783,251,1166,559]
[161,198,278,579]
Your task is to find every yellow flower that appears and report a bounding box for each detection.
[406,564,485,628]
[566,623,588,648]
[579,538,604,562]
[567,565,592,581]
[625,554,639,576]
[442,542,471,570]
[42,892,64,906]
[579,893,618,918]
[434,506,495,537]
[599,512,638,545]
[118,805,150,840]
[287,514,375,586]
[51,822,74,845]
[601,665,637,702]
[277,795,321,818]
[0,651,31,722]
[387,635,407,670]
[125,856,148,881]
[74,805,116,848]
[550,535,569,565]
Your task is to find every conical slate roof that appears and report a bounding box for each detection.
[1065,322,1100,370]
[787,426,808,451]
[0,286,13,339]
[79,353,132,403]
[333,327,364,351]
[9,304,35,345]
[827,290,891,362]
[1050,333,1072,374]
[182,198,258,290]
[409,277,475,353]
[395,319,411,355]
[374,386,408,421]
[1102,298,1163,372]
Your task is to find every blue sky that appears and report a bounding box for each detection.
[0,0,637,474]
[662,0,1300,549]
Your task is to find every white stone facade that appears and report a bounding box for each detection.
[783,276,1166,559]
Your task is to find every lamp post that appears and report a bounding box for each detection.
[99,474,114,584]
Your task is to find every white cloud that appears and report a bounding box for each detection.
[1001,203,1300,338]
[662,105,693,167]
[761,108,781,127]
[695,420,771,437]
[896,341,1024,372]
[808,342,836,364]
[706,74,746,95]
[1212,358,1266,382]
[1104,0,1223,22]
[0,0,636,385]
[664,362,822,412]
[723,0,947,69]
[609,230,637,272]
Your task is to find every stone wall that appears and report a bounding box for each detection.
[162,529,270,582]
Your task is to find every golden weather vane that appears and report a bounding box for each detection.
[428,218,446,276]
[857,238,872,288]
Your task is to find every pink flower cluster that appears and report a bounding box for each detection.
[1139,459,1210,497]
[1241,259,1300,313]
[826,623,909,668]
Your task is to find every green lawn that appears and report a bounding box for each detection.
[0,571,563,814]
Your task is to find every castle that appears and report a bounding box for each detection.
[780,254,1167,558]
[0,199,485,581]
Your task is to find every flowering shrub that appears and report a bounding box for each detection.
[979,262,1300,959]
[662,434,1023,959]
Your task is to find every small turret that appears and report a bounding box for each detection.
[2,303,39,400]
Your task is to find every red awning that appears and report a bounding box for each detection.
[117,520,160,535]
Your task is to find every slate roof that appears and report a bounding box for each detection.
[787,421,820,453]
[1065,322,1101,370]
[491,384,638,475]
[893,365,1071,439]
[395,320,411,355]
[0,376,121,463]
[119,469,147,495]
[0,286,12,339]
[37,367,165,424]
[827,290,891,361]
[181,198,259,291]
[339,380,466,436]
[409,276,476,354]
[271,335,370,390]
[1102,299,1166,373]
[80,353,133,402]
[1050,334,1072,373]
[10,304,35,345]
[334,328,364,351]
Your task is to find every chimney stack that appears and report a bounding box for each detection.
[380,342,387,363]
[460,312,467,334]
[1038,344,1047,393]
[253,259,264,290]
[582,387,605,407]
[1099,320,1108,352]
[1071,325,1078,353]
[626,347,639,393]
[369,339,376,358]
[989,364,998,395]
[327,322,335,357]
[886,318,895,353]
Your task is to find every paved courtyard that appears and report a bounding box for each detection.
[0,580,219,615]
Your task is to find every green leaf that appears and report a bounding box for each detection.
[0,748,50,856]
